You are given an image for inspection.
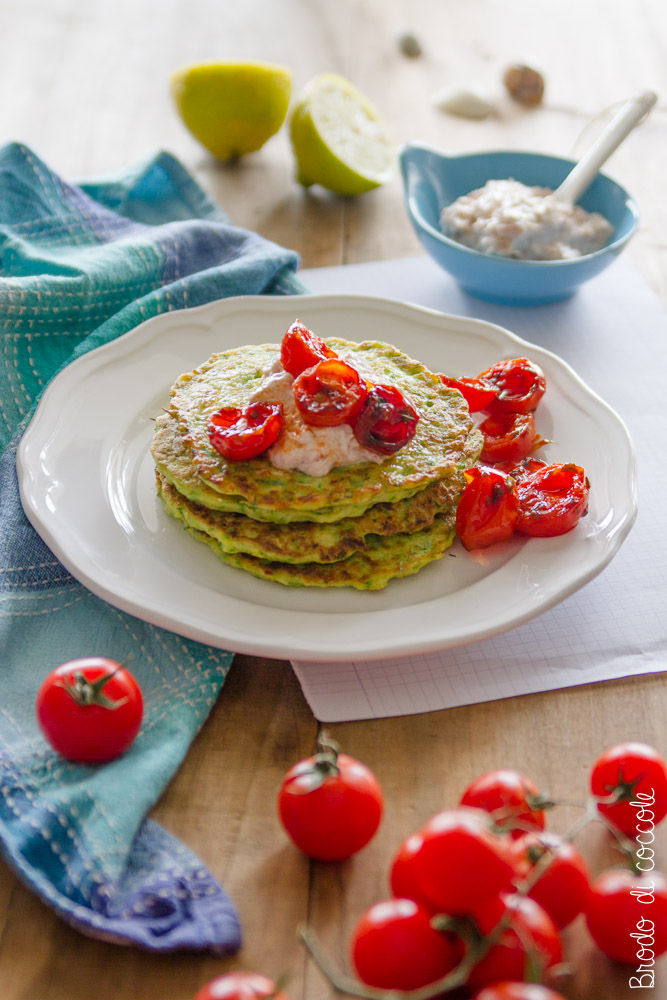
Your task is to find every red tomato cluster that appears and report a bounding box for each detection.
[355,791,565,994]
[193,741,667,1000]
[285,319,420,454]
[207,320,420,461]
[347,744,667,997]
[442,358,590,550]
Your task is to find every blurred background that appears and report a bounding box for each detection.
[1,0,664,295]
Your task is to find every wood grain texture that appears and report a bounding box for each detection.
[0,1,666,997]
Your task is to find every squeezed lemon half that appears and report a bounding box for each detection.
[289,73,394,195]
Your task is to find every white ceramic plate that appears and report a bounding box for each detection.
[17,294,637,662]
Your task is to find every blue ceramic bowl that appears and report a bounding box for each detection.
[399,143,639,306]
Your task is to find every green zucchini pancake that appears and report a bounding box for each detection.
[151,320,482,589]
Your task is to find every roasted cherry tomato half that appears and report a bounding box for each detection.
[456,466,519,551]
[350,897,458,992]
[460,769,549,839]
[590,741,667,837]
[35,657,143,763]
[277,734,383,861]
[410,808,515,916]
[207,402,284,461]
[467,892,562,992]
[494,457,548,481]
[193,972,290,1000]
[353,383,419,455]
[280,319,337,377]
[439,374,499,412]
[472,983,569,1000]
[479,408,537,465]
[478,357,546,414]
[292,358,367,427]
[509,830,591,929]
[585,868,667,965]
[515,462,589,537]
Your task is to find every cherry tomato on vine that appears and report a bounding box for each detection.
[509,831,591,929]
[353,383,419,455]
[467,892,562,992]
[208,402,284,461]
[515,463,589,537]
[456,466,519,550]
[193,972,290,1000]
[389,831,432,906]
[439,374,499,412]
[478,358,547,414]
[35,657,143,763]
[479,408,537,465]
[590,742,667,837]
[280,319,337,377]
[472,984,569,1000]
[410,807,515,915]
[277,735,383,861]
[459,770,549,839]
[585,869,667,965]
[293,358,367,427]
[350,897,458,991]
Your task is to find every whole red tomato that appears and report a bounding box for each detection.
[509,831,590,929]
[410,807,515,915]
[472,984,568,1000]
[467,892,562,992]
[35,657,143,763]
[207,402,284,461]
[277,735,383,861]
[515,463,589,537]
[350,897,458,991]
[280,319,336,377]
[193,972,289,1000]
[456,466,519,550]
[590,742,667,837]
[459,769,549,839]
[585,868,667,965]
[389,831,433,907]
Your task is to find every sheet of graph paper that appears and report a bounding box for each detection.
[290,254,667,722]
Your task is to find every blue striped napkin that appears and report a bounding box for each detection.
[0,142,304,952]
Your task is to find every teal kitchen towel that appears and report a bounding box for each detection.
[0,142,304,951]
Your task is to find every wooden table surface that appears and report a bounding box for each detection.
[1,2,665,998]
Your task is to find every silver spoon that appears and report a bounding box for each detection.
[554,90,658,205]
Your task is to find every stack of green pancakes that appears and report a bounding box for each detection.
[151,336,483,590]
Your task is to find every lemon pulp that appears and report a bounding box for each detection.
[289,73,394,195]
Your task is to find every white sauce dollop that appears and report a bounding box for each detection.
[440,178,614,260]
[249,360,384,477]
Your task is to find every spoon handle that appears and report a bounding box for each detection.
[554,90,658,205]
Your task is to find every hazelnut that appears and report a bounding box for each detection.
[503,64,545,107]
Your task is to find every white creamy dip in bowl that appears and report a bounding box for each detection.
[399,143,639,305]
